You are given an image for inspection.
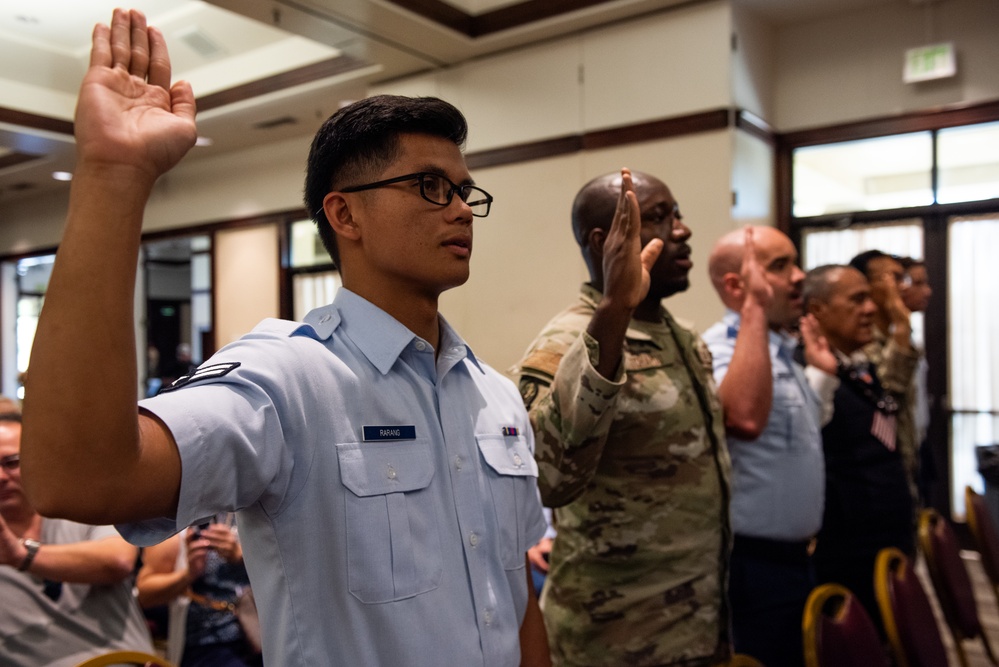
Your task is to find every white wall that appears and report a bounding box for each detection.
[385,2,738,372]
[774,0,999,131]
[438,129,735,376]
[371,1,733,148]
[731,3,776,122]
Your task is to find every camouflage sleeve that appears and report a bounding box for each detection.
[517,331,625,508]
[874,337,920,397]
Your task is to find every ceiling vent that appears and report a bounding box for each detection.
[253,116,298,130]
[177,27,225,59]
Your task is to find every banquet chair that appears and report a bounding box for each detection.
[919,507,998,667]
[73,650,175,667]
[965,485,999,613]
[718,654,765,666]
[802,583,891,667]
[875,546,950,667]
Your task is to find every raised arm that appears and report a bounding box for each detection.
[870,272,919,394]
[20,9,196,523]
[586,168,663,379]
[517,169,662,505]
[715,228,773,440]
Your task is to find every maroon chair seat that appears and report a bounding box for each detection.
[919,508,998,667]
[965,486,999,611]
[875,546,950,667]
[803,583,891,667]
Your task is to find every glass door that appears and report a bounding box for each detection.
[948,213,999,516]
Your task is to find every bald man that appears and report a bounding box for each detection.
[702,226,836,667]
[513,169,732,666]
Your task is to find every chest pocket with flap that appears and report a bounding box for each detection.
[338,439,442,603]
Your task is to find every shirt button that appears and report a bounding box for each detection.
[513,454,523,467]
[469,532,479,547]
[386,465,397,480]
[483,609,493,626]
[455,456,464,470]
[415,341,427,351]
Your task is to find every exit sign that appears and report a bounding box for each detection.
[904,42,956,83]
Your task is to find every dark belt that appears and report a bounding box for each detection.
[733,534,813,566]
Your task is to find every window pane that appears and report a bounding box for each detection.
[800,221,923,270]
[191,292,212,364]
[937,121,999,204]
[793,133,933,217]
[16,295,42,374]
[15,255,56,388]
[290,219,331,268]
[949,215,999,411]
[17,256,54,294]
[948,214,999,517]
[293,271,342,321]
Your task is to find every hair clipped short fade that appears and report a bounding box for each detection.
[303,95,469,269]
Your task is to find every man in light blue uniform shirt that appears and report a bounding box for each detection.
[19,9,549,667]
[704,227,837,667]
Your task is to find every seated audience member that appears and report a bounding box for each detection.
[0,412,154,666]
[704,227,837,667]
[804,265,915,631]
[137,515,260,667]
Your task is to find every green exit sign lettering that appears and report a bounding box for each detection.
[904,42,956,83]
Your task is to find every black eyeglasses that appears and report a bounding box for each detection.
[0,454,19,472]
[340,172,493,218]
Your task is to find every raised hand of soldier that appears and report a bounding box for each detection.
[599,168,664,312]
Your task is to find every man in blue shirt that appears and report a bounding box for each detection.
[703,227,836,667]
[19,9,549,666]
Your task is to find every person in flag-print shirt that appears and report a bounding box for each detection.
[802,264,915,638]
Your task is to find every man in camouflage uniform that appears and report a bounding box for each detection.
[848,250,920,504]
[512,169,732,666]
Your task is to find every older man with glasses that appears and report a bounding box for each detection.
[0,411,154,666]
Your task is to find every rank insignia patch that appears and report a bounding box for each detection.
[159,362,241,393]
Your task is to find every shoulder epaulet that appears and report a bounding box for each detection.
[519,349,564,380]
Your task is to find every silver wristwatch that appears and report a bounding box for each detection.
[18,538,40,572]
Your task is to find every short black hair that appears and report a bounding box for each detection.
[848,249,895,277]
[303,95,469,269]
[898,256,924,271]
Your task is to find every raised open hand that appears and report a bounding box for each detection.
[600,168,663,310]
[740,227,773,309]
[75,9,197,184]
[800,313,837,375]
